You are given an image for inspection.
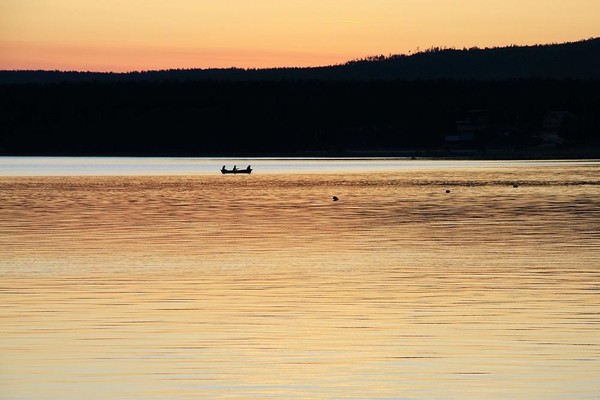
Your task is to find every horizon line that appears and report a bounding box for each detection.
[1,37,597,75]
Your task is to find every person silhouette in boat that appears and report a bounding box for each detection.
[233,165,237,172]
[221,165,226,172]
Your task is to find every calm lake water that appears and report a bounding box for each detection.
[1,158,599,399]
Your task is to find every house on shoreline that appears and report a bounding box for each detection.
[445,110,489,145]
[536,111,574,145]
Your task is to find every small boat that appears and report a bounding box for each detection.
[221,165,252,174]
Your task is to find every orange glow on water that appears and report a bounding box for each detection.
[1,162,599,399]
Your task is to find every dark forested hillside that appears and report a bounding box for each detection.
[2,38,599,157]
[1,79,599,156]
[1,38,599,83]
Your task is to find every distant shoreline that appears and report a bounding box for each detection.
[2,146,599,160]
[343,146,600,160]
[2,76,598,158]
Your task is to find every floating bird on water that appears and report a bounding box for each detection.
[332,196,339,201]
[445,190,451,193]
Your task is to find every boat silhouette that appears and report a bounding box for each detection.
[221,165,252,174]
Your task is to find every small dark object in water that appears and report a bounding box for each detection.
[332,196,339,201]
[513,184,519,188]
[445,190,451,193]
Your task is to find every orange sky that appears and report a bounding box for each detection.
[1,0,599,72]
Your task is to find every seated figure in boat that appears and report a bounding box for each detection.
[221,165,252,174]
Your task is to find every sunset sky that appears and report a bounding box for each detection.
[1,0,599,72]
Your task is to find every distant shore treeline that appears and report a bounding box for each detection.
[1,38,599,157]
[1,38,599,83]
[1,79,599,157]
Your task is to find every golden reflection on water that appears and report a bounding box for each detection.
[1,165,599,399]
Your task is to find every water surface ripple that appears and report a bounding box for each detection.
[1,160,599,399]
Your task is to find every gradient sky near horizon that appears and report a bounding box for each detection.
[1,0,599,72]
